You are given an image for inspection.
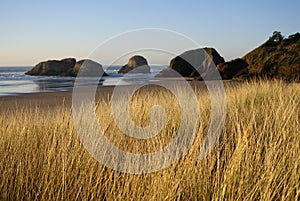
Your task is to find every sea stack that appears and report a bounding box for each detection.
[25,58,107,77]
[156,48,225,79]
[118,55,151,74]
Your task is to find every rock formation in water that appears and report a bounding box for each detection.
[156,48,225,79]
[118,55,151,74]
[25,58,107,77]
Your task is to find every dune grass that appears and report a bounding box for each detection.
[0,80,299,200]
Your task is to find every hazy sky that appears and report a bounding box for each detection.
[0,0,299,66]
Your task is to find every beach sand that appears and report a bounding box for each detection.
[0,80,237,112]
[0,86,113,112]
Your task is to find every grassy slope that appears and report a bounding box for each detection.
[0,80,299,200]
[242,33,300,80]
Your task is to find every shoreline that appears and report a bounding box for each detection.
[0,80,240,112]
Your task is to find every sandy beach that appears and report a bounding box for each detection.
[0,79,244,113]
[0,85,112,112]
[0,80,226,112]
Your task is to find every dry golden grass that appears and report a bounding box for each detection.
[0,80,299,200]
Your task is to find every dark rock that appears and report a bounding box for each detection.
[203,48,226,66]
[26,58,108,77]
[26,58,76,76]
[118,55,150,74]
[156,48,225,79]
[217,58,248,79]
[69,59,108,77]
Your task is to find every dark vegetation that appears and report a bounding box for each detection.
[243,31,300,81]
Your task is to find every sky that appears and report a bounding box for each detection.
[0,0,299,66]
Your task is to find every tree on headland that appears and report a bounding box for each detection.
[267,31,284,45]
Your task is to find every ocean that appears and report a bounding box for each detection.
[0,65,166,97]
